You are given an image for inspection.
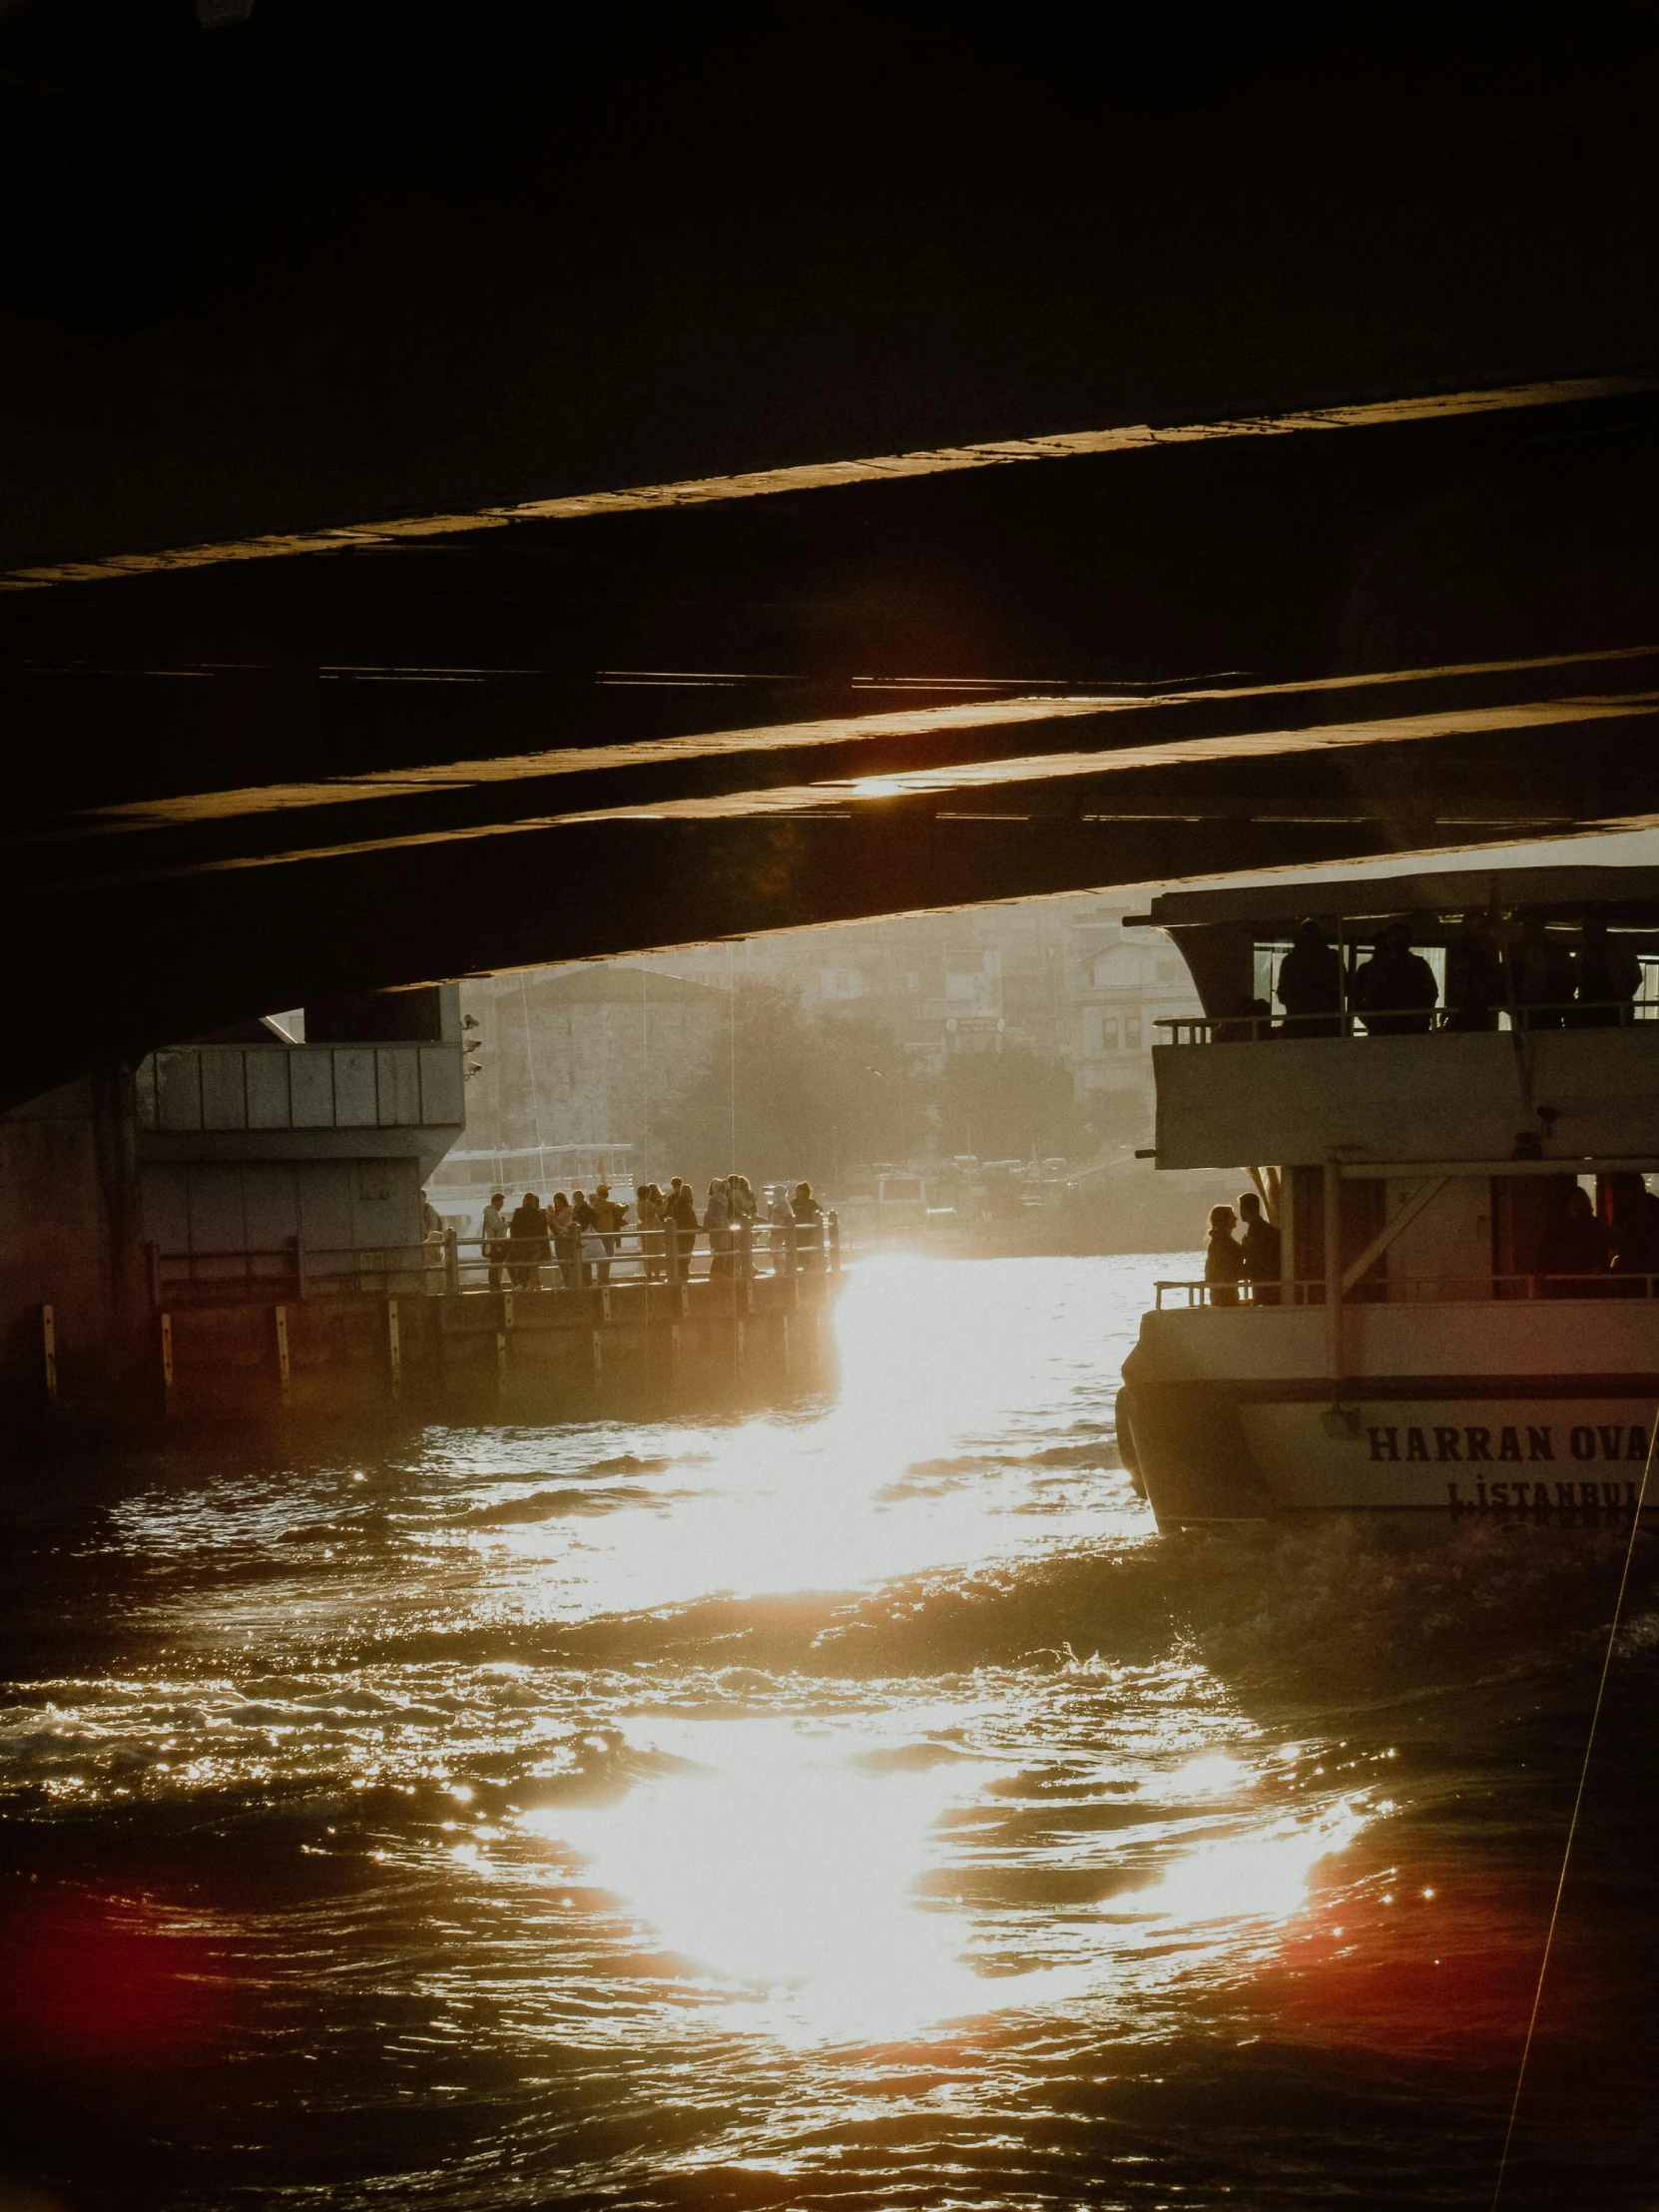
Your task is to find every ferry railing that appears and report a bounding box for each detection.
[1153,1271,1659,1310]
[147,1216,840,1307]
[1157,999,1657,1045]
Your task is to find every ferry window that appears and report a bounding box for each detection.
[1640,957,1659,1013]
[1101,1016,1120,1050]
[1126,1015,1143,1049]
[1254,941,1292,1004]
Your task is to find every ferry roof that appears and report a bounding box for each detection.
[1132,864,1659,938]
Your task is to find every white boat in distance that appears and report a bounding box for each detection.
[1116,863,1659,1529]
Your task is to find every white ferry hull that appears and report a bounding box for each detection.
[1119,1306,1659,1527]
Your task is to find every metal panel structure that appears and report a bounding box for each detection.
[331,1049,377,1128]
[419,1048,465,1128]
[199,1051,247,1131]
[245,1050,292,1130]
[155,1050,204,1132]
[376,1048,421,1129]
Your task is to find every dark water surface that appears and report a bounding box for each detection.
[3,1256,1659,2211]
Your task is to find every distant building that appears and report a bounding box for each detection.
[449,965,727,1209]
[631,893,1197,1138]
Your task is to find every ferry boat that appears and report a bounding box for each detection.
[1115,863,1659,1528]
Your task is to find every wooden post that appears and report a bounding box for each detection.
[502,1289,514,1331]
[1323,1161,1342,1384]
[1280,1168,1298,1305]
[40,1304,57,1403]
[591,1329,604,1382]
[495,1331,508,1390]
[160,1311,174,1404]
[387,1298,401,1400]
[779,1312,792,1376]
[275,1304,291,1407]
[444,1227,460,1295]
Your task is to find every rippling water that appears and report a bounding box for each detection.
[3,1256,1659,2211]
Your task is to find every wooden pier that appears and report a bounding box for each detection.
[152,1263,840,1424]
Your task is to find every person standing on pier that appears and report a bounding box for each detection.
[635,1184,666,1281]
[768,1184,796,1274]
[549,1192,578,1289]
[668,1176,699,1279]
[591,1184,627,1285]
[793,1180,825,1269]
[705,1178,733,1279]
[481,1191,508,1291]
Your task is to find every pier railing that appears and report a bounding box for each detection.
[1157,1000,1656,1044]
[147,1216,840,1306]
[1153,1271,1659,1309]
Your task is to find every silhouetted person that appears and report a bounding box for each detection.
[1351,921,1437,1036]
[1276,918,1343,1037]
[706,1177,733,1278]
[1507,913,1574,1030]
[549,1191,578,1288]
[511,1193,551,1290]
[1215,994,1272,1043]
[1572,913,1642,1028]
[481,1190,508,1291]
[1204,1204,1245,1306]
[591,1183,627,1284]
[793,1180,824,1269]
[1237,1190,1281,1304]
[1445,911,1504,1031]
[668,1176,699,1277]
[1608,1174,1659,1286]
[1537,1185,1611,1295]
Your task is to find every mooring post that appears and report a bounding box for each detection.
[387,1297,401,1401]
[160,1311,174,1407]
[40,1303,57,1404]
[444,1227,460,1296]
[275,1304,292,1408]
[495,1331,508,1391]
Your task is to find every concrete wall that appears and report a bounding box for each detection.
[0,1071,145,1401]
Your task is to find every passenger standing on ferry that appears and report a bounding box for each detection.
[1507,912,1574,1029]
[1275,918,1343,1037]
[1204,1205,1245,1306]
[1572,913,1643,1028]
[1445,910,1504,1030]
[1537,1185,1611,1295]
[1606,1174,1659,1286]
[1351,921,1437,1035]
[1237,1191,1282,1304]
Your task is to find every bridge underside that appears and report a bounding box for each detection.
[4,9,1659,1107]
